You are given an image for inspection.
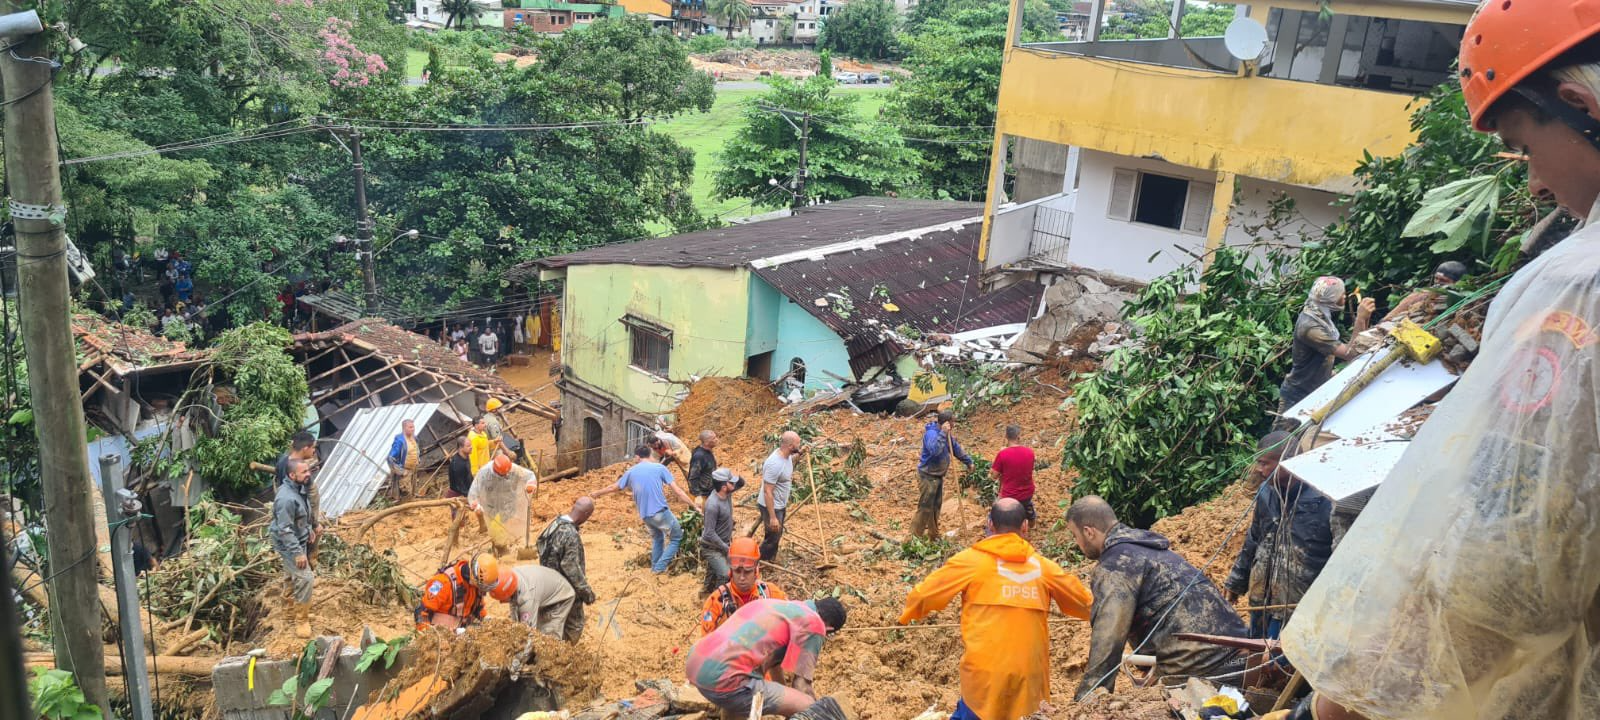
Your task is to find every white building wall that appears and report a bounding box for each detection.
[1223,177,1339,271]
[1070,150,1216,282]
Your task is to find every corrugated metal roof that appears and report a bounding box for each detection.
[520,198,984,272]
[316,403,438,519]
[752,220,1044,376]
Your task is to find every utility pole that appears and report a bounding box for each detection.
[758,104,811,209]
[0,11,110,715]
[348,129,379,313]
[100,454,153,720]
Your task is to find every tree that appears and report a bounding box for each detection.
[819,49,833,78]
[906,0,1056,37]
[1100,0,1235,40]
[818,0,898,60]
[707,0,753,39]
[713,76,920,207]
[441,0,487,29]
[537,15,715,121]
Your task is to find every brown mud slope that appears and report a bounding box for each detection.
[381,618,602,708]
[249,369,1249,720]
[1059,686,1172,720]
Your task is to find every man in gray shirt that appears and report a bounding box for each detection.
[271,458,318,638]
[757,431,804,562]
[700,468,745,595]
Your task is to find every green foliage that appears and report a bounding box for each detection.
[959,456,996,506]
[29,668,102,720]
[0,306,39,516]
[905,0,1055,38]
[315,534,419,606]
[146,500,277,638]
[688,32,730,53]
[939,363,1023,418]
[818,0,900,60]
[1099,0,1236,40]
[714,76,919,207]
[766,419,871,504]
[441,0,488,28]
[891,535,954,565]
[268,641,338,719]
[818,50,833,79]
[192,324,307,492]
[707,0,753,39]
[1063,248,1291,527]
[356,636,411,672]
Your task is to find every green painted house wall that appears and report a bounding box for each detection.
[561,263,752,414]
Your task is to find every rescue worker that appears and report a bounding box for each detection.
[1066,496,1248,699]
[1273,5,1600,719]
[699,468,744,596]
[899,498,1092,720]
[700,537,788,637]
[467,416,492,475]
[648,429,690,478]
[468,453,539,556]
[415,552,500,632]
[270,458,318,638]
[685,598,848,719]
[538,497,596,641]
[1224,431,1332,639]
[489,563,577,639]
[912,411,973,539]
[1276,277,1375,422]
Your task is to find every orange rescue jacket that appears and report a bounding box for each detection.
[415,559,487,631]
[899,533,1092,720]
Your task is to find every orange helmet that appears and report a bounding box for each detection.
[470,553,500,590]
[729,537,760,568]
[489,569,519,602]
[493,454,513,476]
[1460,0,1600,130]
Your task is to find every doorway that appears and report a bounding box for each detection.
[746,351,774,381]
[583,418,603,472]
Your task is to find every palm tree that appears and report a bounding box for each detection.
[440,0,485,29]
[708,0,752,39]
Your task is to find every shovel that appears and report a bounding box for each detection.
[804,454,837,572]
[517,482,540,560]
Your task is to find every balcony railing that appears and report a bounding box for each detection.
[1021,37,1236,74]
[987,193,1075,270]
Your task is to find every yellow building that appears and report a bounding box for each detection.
[979,0,1476,284]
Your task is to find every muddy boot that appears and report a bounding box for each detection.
[295,602,312,639]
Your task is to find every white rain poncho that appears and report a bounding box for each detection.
[1282,202,1600,720]
[468,463,538,550]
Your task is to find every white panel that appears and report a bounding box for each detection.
[1280,431,1410,501]
[1107,168,1137,222]
[1283,351,1458,439]
[1182,178,1215,235]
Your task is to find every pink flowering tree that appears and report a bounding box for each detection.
[320,17,389,87]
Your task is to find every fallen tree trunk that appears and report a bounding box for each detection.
[164,627,211,656]
[25,652,219,677]
[353,498,462,541]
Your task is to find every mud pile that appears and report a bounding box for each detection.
[1059,686,1172,719]
[1150,482,1254,587]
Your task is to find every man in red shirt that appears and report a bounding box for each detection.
[991,425,1037,525]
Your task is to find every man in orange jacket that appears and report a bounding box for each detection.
[415,553,500,632]
[899,498,1092,720]
[700,537,788,637]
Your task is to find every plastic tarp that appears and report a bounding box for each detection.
[1282,219,1600,719]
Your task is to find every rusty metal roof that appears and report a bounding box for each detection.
[72,313,209,376]
[522,198,985,272]
[751,220,1043,376]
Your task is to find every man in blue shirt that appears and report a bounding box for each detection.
[593,445,702,573]
[913,411,973,539]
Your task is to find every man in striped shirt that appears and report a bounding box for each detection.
[685,598,846,719]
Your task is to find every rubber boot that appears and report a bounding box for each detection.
[295,601,312,639]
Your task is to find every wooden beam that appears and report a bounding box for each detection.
[304,350,368,385]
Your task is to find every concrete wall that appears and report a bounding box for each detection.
[561,263,750,416]
[1223,176,1339,270]
[769,287,853,392]
[1012,137,1071,203]
[746,278,782,359]
[1068,150,1215,282]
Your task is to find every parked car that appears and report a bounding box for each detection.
[860,72,881,84]
[833,71,860,84]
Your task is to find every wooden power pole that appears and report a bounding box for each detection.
[0,15,110,714]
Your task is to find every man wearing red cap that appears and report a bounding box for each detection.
[699,537,787,637]
[1273,3,1600,719]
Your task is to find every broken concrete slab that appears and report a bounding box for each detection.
[1007,273,1137,363]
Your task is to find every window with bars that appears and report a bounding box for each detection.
[625,315,672,378]
[625,421,653,453]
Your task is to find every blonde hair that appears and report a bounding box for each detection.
[1550,61,1600,101]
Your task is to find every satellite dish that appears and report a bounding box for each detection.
[1223,17,1269,62]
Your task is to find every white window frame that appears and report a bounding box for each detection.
[1106,167,1215,236]
[624,314,673,379]
[625,420,653,452]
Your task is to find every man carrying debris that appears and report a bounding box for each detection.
[913,412,973,539]
[649,429,691,478]
[469,454,539,556]
[991,424,1036,525]
[593,446,700,573]
[1272,6,1600,719]
[1379,260,1468,323]
[489,563,576,639]
[538,497,596,641]
[701,537,788,637]
[700,468,745,596]
[686,597,848,719]
[1066,496,1247,699]
[271,458,319,639]
[1224,431,1332,640]
[757,431,805,561]
[1276,277,1375,421]
[415,553,499,632]
[688,430,720,498]
[899,498,1092,720]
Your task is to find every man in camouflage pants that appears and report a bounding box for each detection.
[537,497,597,641]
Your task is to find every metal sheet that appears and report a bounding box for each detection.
[1283,350,1458,439]
[1280,430,1410,501]
[315,403,438,519]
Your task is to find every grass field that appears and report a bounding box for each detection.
[406,48,430,79]
[654,85,893,222]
